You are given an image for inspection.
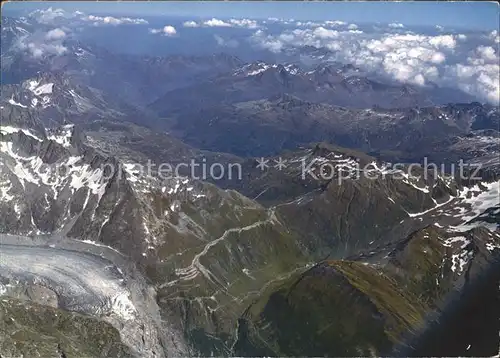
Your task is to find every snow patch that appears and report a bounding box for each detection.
[442,236,470,249]
[242,268,255,279]
[27,80,40,91]
[69,164,107,200]
[0,180,14,202]
[0,126,43,141]
[8,97,27,108]
[248,64,270,76]
[407,195,455,218]
[450,250,473,274]
[451,181,500,231]
[47,125,74,148]
[32,83,54,96]
[486,242,500,252]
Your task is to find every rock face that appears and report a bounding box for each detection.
[0,298,133,358]
[236,227,500,357]
[152,94,499,161]
[1,13,499,357]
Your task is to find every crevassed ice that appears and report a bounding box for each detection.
[110,291,137,321]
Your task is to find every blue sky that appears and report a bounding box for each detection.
[3,1,499,31]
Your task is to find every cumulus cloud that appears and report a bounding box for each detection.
[83,15,148,26]
[428,35,456,49]
[16,38,67,58]
[13,8,147,59]
[29,7,68,24]
[183,21,199,28]
[203,18,232,27]
[251,29,285,53]
[445,57,499,104]
[489,30,500,44]
[251,26,500,104]
[149,25,177,36]
[229,19,259,29]
[476,46,497,62]
[295,21,323,28]
[278,19,351,29]
[28,7,148,27]
[325,20,347,27]
[185,18,260,29]
[163,26,177,35]
[313,27,339,39]
[296,20,349,28]
[430,52,446,64]
[13,23,69,59]
[388,23,405,29]
[214,35,239,48]
[45,28,66,41]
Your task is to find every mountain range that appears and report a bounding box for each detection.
[1,14,499,358]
